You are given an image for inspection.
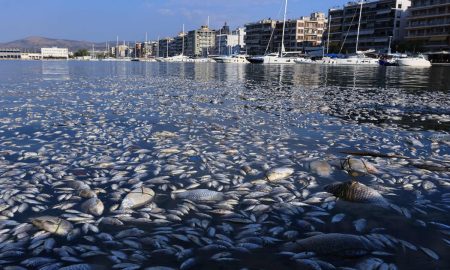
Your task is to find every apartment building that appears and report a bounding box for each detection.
[245,19,277,55]
[215,24,246,55]
[245,13,326,56]
[274,12,327,52]
[115,45,129,58]
[158,37,174,57]
[172,32,188,56]
[186,25,216,57]
[405,0,450,52]
[327,0,411,53]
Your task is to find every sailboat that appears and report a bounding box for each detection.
[318,1,379,65]
[160,25,190,62]
[247,0,298,64]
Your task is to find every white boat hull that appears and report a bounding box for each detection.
[248,55,297,64]
[214,55,249,63]
[318,56,379,65]
[294,58,314,64]
[396,58,431,67]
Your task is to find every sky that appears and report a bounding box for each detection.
[0,0,349,42]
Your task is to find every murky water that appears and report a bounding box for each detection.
[0,61,449,270]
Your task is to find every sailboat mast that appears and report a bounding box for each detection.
[326,14,331,54]
[355,1,363,53]
[218,29,222,55]
[280,0,288,57]
[157,36,160,57]
[182,24,185,56]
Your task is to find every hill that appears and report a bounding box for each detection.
[0,36,109,52]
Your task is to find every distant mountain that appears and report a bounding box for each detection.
[0,36,110,52]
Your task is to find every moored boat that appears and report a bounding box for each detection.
[214,55,249,63]
[396,55,432,67]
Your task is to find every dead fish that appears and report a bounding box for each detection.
[283,233,379,256]
[265,167,294,182]
[31,216,73,236]
[334,158,378,176]
[171,189,224,202]
[339,150,406,159]
[429,134,450,144]
[308,160,332,177]
[420,246,439,260]
[410,161,450,172]
[81,197,104,216]
[324,180,388,207]
[331,213,345,223]
[121,187,155,209]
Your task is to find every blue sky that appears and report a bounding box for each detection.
[0,0,348,42]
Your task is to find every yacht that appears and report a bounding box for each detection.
[294,57,314,64]
[247,52,297,64]
[214,55,249,63]
[396,55,431,67]
[319,54,379,65]
[161,54,190,62]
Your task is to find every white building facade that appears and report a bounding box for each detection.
[41,47,69,59]
[216,27,246,55]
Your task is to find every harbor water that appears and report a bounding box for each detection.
[0,61,449,270]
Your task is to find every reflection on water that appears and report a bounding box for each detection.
[127,62,449,91]
[0,61,448,91]
[41,60,70,81]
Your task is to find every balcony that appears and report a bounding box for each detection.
[409,12,450,21]
[407,19,450,29]
[410,1,450,11]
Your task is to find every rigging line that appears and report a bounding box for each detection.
[264,0,284,55]
[339,5,359,54]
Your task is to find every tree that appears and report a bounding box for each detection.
[74,49,90,57]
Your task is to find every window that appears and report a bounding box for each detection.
[398,4,402,8]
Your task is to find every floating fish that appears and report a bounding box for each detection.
[283,233,380,256]
[31,216,73,236]
[324,180,388,207]
[81,197,104,216]
[265,167,294,182]
[308,160,332,177]
[171,189,224,202]
[120,187,155,209]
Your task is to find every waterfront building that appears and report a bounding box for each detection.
[140,41,158,58]
[109,46,116,57]
[20,52,42,60]
[245,19,277,55]
[274,12,327,52]
[41,47,69,59]
[327,0,411,54]
[135,43,143,58]
[245,12,326,56]
[147,41,159,57]
[215,24,246,55]
[405,0,450,52]
[172,31,188,56]
[0,48,21,59]
[186,25,216,57]
[115,44,129,58]
[158,37,174,57]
